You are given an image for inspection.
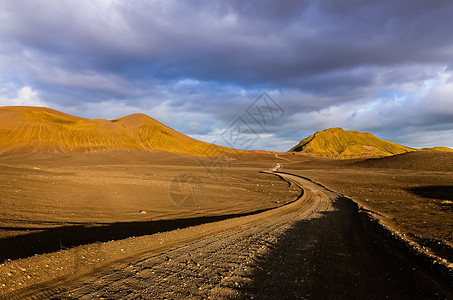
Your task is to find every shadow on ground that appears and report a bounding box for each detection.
[0,208,277,263]
[238,197,452,299]
[406,186,453,201]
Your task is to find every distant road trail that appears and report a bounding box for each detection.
[275,153,291,162]
[270,163,282,171]
[14,172,451,299]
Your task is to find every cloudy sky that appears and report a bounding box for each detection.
[1,0,453,151]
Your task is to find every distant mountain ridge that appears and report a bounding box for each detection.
[289,128,414,158]
[0,106,234,156]
[420,146,453,152]
[2,107,450,158]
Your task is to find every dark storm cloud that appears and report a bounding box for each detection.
[0,0,452,149]
[3,0,453,86]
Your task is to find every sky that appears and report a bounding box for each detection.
[1,0,453,151]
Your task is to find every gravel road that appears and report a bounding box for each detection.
[11,172,452,299]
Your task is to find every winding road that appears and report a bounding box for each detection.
[11,172,452,299]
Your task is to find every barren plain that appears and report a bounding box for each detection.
[0,150,452,298]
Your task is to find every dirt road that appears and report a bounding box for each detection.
[9,172,452,299]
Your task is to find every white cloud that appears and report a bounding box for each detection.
[0,86,48,107]
[416,68,453,115]
[397,128,453,148]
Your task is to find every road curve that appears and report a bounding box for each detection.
[9,172,452,299]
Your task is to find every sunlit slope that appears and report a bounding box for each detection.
[420,146,453,152]
[115,113,230,155]
[0,106,233,156]
[289,128,414,157]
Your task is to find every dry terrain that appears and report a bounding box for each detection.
[0,150,452,298]
[2,171,451,299]
[281,151,453,263]
[0,107,451,298]
[0,150,299,261]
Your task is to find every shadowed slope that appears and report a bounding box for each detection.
[353,151,453,171]
[289,128,414,158]
[0,106,233,156]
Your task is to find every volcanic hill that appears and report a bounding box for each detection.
[420,146,453,152]
[289,128,414,158]
[0,106,233,156]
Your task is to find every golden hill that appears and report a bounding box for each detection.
[0,106,234,156]
[420,146,453,152]
[288,128,414,158]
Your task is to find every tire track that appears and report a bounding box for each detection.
[9,172,451,299]
[13,172,326,299]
